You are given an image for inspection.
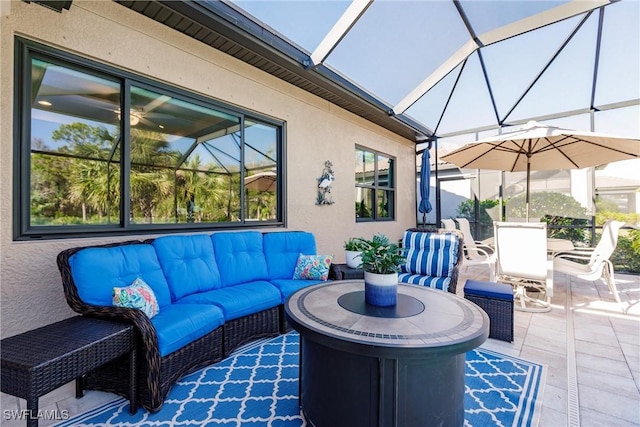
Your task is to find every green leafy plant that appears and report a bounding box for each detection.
[359,233,405,274]
[541,214,589,243]
[456,198,500,240]
[506,191,587,220]
[344,237,367,251]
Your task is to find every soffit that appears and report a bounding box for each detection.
[114,0,426,142]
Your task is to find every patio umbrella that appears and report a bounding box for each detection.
[244,171,277,192]
[418,148,432,224]
[441,121,640,221]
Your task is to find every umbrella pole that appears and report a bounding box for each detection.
[526,156,531,222]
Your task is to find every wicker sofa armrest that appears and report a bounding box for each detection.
[56,243,163,388]
[57,242,160,340]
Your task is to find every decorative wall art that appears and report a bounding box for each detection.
[316,160,335,205]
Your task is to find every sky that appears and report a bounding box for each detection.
[230,0,640,217]
[230,0,639,140]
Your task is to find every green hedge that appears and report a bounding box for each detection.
[456,192,640,274]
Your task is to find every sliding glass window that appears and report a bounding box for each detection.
[15,39,283,239]
[354,147,395,221]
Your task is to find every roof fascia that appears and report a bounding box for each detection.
[155,1,432,140]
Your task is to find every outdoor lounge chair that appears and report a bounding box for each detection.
[554,219,625,305]
[494,221,553,312]
[456,218,496,281]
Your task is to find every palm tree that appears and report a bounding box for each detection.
[129,128,177,223]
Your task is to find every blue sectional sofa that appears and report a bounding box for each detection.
[56,230,324,412]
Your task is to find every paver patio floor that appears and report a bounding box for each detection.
[2,269,639,426]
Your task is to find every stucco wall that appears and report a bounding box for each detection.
[0,1,416,338]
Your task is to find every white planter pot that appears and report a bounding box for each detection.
[345,251,362,269]
[364,271,398,306]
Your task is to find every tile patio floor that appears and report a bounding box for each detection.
[2,269,639,426]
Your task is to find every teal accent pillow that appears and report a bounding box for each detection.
[113,278,160,318]
[292,254,333,281]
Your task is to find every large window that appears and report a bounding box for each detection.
[355,147,395,221]
[14,39,284,239]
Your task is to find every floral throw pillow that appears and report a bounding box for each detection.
[292,254,333,281]
[113,278,159,318]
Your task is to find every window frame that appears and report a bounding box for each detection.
[354,145,396,222]
[13,37,286,240]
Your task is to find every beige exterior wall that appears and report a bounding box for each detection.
[0,1,416,338]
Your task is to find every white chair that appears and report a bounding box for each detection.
[455,218,496,281]
[554,220,625,304]
[494,222,553,312]
[441,218,457,230]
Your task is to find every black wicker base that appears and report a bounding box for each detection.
[82,325,224,413]
[465,294,514,342]
[278,305,294,333]
[223,307,280,357]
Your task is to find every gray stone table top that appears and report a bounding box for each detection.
[285,280,489,355]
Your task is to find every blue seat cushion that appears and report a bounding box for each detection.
[401,231,460,278]
[151,303,224,357]
[175,281,281,321]
[398,273,451,291]
[464,280,514,301]
[69,243,172,307]
[211,232,269,287]
[153,234,222,301]
[270,279,323,303]
[263,231,317,279]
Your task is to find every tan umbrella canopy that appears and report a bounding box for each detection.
[441,121,640,220]
[244,171,277,192]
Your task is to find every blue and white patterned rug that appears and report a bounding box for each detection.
[57,332,545,427]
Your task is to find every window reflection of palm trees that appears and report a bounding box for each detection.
[33,122,278,225]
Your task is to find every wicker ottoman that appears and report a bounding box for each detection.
[464,280,514,342]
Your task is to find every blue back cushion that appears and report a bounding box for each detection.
[401,231,459,278]
[69,244,172,307]
[211,231,269,286]
[263,231,317,279]
[153,234,222,301]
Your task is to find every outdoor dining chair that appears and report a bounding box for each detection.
[553,219,626,305]
[441,218,457,230]
[494,221,553,312]
[456,218,495,281]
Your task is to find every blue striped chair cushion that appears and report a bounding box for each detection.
[401,231,460,282]
[398,273,451,291]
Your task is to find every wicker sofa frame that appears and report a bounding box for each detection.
[404,227,465,294]
[57,241,226,413]
[57,234,300,412]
